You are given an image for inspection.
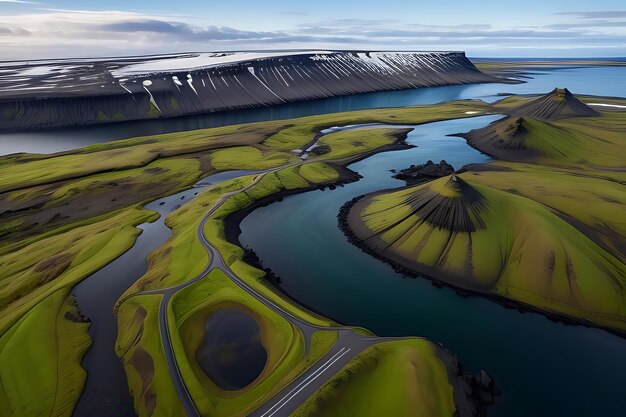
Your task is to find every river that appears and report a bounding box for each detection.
[0,66,624,155]
[6,65,626,417]
[237,69,626,417]
[71,170,258,417]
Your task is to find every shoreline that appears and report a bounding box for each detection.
[223,164,366,328]
[0,51,501,132]
[222,161,502,416]
[336,193,626,339]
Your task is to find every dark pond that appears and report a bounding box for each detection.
[71,170,259,417]
[196,308,267,390]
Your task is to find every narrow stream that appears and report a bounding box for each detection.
[71,170,258,417]
[239,116,626,417]
[11,64,624,417]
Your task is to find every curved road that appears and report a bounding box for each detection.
[130,126,420,417]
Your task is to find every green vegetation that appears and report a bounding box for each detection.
[293,340,456,417]
[116,294,185,417]
[0,207,156,332]
[466,162,625,257]
[0,157,204,244]
[349,93,626,332]
[314,128,409,160]
[209,146,296,170]
[0,293,91,417]
[169,270,335,417]
[309,331,338,360]
[0,206,155,417]
[0,99,497,417]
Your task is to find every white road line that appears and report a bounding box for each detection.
[261,348,352,417]
[259,349,347,417]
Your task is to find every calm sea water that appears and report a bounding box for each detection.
[0,66,624,155]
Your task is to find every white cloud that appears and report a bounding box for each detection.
[0,9,624,59]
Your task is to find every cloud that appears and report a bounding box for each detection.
[546,21,626,29]
[0,9,624,59]
[0,25,29,35]
[100,20,288,41]
[0,0,40,3]
[558,11,626,19]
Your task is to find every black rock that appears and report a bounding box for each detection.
[393,160,455,184]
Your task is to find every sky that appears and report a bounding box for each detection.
[0,0,625,60]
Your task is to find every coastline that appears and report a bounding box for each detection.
[336,192,626,339]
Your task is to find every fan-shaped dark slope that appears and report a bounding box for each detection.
[402,176,488,232]
[509,88,600,120]
[462,116,531,160]
[345,175,626,332]
[462,116,572,161]
[462,109,625,165]
[0,51,498,131]
[349,176,489,240]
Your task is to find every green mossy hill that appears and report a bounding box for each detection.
[293,340,457,417]
[464,116,578,162]
[509,88,599,120]
[388,176,488,233]
[349,175,626,332]
[462,112,625,166]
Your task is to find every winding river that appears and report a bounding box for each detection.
[71,170,258,417]
[3,64,624,417]
[238,108,626,415]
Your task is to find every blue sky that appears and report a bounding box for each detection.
[0,0,625,59]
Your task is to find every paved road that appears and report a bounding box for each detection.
[131,142,411,416]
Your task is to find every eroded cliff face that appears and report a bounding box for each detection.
[0,51,496,130]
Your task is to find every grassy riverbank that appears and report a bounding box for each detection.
[345,92,626,333]
[0,99,503,417]
[293,340,457,417]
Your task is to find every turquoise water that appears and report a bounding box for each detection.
[238,68,626,417]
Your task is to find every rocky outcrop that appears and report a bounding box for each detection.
[439,348,501,417]
[392,159,455,184]
[0,51,498,131]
